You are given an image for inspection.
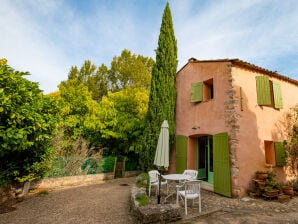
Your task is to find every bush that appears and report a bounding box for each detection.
[125,157,139,171]
[101,156,116,173]
[81,157,100,174]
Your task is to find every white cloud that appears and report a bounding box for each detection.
[0,0,297,94]
[0,1,72,93]
[172,0,298,79]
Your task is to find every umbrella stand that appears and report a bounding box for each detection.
[157,169,161,204]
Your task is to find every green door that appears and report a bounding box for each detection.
[213,132,231,197]
[176,135,187,173]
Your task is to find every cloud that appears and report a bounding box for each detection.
[0,1,72,93]
[0,0,297,94]
[0,0,164,93]
[172,0,298,79]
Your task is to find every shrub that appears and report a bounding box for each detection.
[101,156,116,173]
[125,157,139,171]
[81,157,100,174]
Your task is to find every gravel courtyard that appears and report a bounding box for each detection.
[1,176,297,224]
[0,177,136,224]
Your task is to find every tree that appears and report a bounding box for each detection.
[45,80,102,177]
[57,79,101,143]
[66,60,109,102]
[64,50,153,102]
[0,64,59,184]
[138,2,178,170]
[97,87,149,155]
[109,49,154,91]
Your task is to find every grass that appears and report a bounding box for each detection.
[37,190,49,196]
[135,192,149,206]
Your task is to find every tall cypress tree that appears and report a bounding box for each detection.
[138,2,178,170]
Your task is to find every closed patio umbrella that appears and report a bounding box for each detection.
[154,120,169,204]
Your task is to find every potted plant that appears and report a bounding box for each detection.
[256,180,266,189]
[282,181,295,197]
[255,171,269,180]
[264,186,279,197]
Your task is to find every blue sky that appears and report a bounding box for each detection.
[1,0,298,93]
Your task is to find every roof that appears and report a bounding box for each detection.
[178,58,298,86]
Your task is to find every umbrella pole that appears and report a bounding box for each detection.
[158,169,161,204]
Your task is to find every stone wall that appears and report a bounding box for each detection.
[225,62,241,197]
[130,185,181,223]
[31,173,115,189]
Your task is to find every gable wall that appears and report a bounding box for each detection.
[175,61,230,137]
[232,66,298,194]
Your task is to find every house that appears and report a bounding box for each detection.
[169,58,298,197]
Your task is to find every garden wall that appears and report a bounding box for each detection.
[31,173,114,189]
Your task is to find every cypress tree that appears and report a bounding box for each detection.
[139,2,178,170]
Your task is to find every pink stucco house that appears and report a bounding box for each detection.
[169,58,298,197]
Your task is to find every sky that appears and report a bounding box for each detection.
[1,0,298,93]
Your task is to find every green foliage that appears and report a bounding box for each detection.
[135,192,149,206]
[0,64,59,184]
[65,50,153,102]
[109,49,154,91]
[38,190,49,196]
[101,156,116,173]
[136,173,149,188]
[67,60,109,102]
[81,157,101,174]
[291,179,298,191]
[137,2,178,170]
[56,79,101,146]
[284,104,298,176]
[125,155,140,171]
[45,134,91,177]
[51,49,153,162]
[0,58,7,65]
[97,87,148,154]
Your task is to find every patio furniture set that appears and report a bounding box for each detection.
[148,169,202,215]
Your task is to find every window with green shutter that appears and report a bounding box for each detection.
[256,76,283,109]
[274,142,286,166]
[272,81,283,109]
[176,135,187,173]
[256,76,271,105]
[191,82,203,103]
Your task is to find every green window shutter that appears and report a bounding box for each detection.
[274,142,286,166]
[272,81,283,109]
[213,132,231,197]
[176,135,187,173]
[256,76,271,105]
[191,82,203,103]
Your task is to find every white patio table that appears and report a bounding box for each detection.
[162,174,191,203]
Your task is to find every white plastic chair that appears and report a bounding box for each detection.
[176,180,202,215]
[148,170,168,197]
[183,169,198,181]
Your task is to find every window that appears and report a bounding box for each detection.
[264,141,286,166]
[191,79,214,103]
[256,76,283,109]
[204,79,214,100]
